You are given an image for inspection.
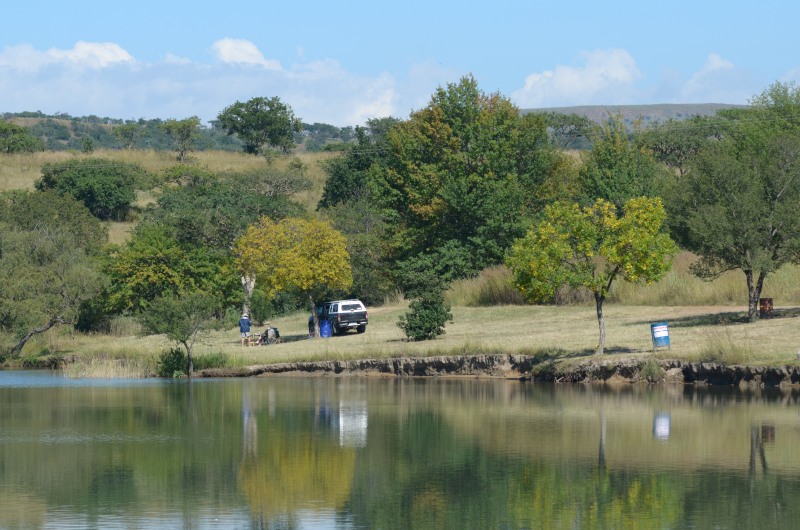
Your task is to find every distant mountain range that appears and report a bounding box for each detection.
[523,103,747,124]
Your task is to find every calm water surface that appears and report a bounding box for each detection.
[1,370,799,529]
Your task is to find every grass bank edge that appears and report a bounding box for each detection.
[10,303,800,378]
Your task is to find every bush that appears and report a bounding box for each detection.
[0,120,44,153]
[36,158,143,220]
[397,290,453,341]
[637,358,664,382]
[157,348,187,378]
[74,297,112,333]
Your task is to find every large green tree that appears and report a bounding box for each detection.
[672,84,800,320]
[36,158,143,221]
[0,191,107,355]
[579,115,667,209]
[507,198,677,355]
[323,197,394,306]
[317,119,398,304]
[317,118,400,209]
[216,96,302,155]
[541,111,597,150]
[640,116,720,178]
[103,225,237,314]
[141,173,304,250]
[371,75,562,282]
[0,120,45,153]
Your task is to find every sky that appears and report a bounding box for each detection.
[2,0,799,127]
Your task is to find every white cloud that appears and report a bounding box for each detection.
[163,53,192,65]
[513,49,641,108]
[0,40,435,126]
[678,53,753,103]
[211,38,281,70]
[48,41,134,68]
[0,42,133,71]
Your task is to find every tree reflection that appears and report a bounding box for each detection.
[237,403,356,524]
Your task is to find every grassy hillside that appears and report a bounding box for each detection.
[0,148,336,243]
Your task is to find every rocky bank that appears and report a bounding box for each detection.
[196,354,800,387]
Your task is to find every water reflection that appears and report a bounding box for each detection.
[653,412,671,440]
[2,372,800,528]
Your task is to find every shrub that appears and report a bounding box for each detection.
[36,158,143,220]
[74,297,112,333]
[157,348,187,378]
[397,290,453,341]
[637,358,664,382]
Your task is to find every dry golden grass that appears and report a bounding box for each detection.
[36,301,800,377]
[448,251,800,309]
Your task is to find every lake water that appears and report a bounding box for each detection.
[1,370,800,529]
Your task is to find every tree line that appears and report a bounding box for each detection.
[0,110,357,154]
[3,77,800,368]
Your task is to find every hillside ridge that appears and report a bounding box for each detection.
[524,102,746,123]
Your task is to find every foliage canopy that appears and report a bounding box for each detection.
[217,96,302,155]
[672,84,800,320]
[371,75,563,281]
[507,197,677,354]
[235,217,352,336]
[0,191,107,355]
[0,120,44,153]
[35,158,143,221]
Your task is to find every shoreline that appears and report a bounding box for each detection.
[195,354,800,387]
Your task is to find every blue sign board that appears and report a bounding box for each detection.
[650,321,670,350]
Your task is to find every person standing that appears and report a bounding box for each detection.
[239,313,252,346]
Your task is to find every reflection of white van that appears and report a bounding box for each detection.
[339,400,368,447]
[309,299,368,335]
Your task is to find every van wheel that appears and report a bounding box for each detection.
[357,324,366,334]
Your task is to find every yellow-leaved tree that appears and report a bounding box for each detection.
[506,197,677,355]
[235,217,353,337]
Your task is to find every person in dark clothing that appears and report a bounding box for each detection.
[239,313,252,346]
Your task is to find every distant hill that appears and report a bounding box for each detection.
[523,103,747,125]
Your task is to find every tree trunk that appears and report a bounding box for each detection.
[308,294,320,339]
[11,317,66,356]
[183,342,193,378]
[595,293,606,355]
[241,275,256,317]
[745,270,766,322]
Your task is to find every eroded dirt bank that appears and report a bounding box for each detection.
[196,354,800,386]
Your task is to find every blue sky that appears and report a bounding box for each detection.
[2,0,798,126]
